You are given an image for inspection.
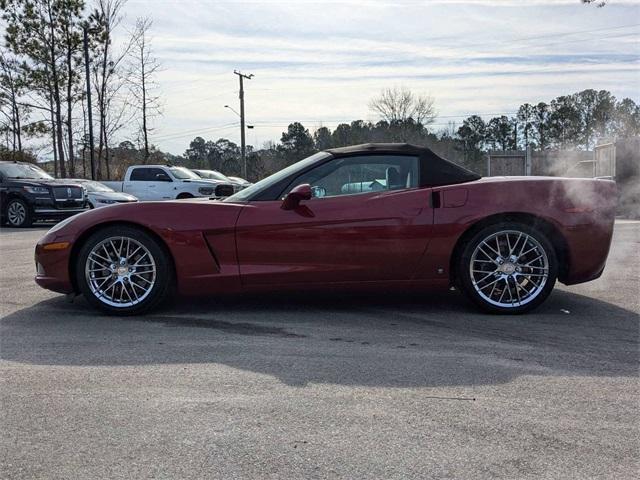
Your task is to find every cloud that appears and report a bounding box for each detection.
[118,0,640,154]
[423,0,640,4]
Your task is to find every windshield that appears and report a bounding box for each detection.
[169,167,200,180]
[196,170,230,181]
[81,181,114,193]
[223,152,331,202]
[0,163,54,180]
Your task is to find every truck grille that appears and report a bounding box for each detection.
[53,186,83,200]
[215,184,235,197]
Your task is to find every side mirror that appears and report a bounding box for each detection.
[281,184,312,210]
[156,173,171,182]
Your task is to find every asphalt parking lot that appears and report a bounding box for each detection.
[1,222,638,479]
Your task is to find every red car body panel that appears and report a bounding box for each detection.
[416,177,617,285]
[235,187,434,285]
[34,176,617,297]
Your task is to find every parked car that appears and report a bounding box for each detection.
[227,176,252,188]
[66,179,138,208]
[192,169,248,192]
[0,161,88,227]
[35,143,617,315]
[102,165,234,201]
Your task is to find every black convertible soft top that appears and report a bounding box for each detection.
[326,143,481,187]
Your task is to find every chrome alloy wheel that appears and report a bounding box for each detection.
[469,230,549,308]
[7,201,26,226]
[85,236,157,308]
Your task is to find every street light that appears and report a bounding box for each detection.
[224,105,253,129]
[224,105,240,117]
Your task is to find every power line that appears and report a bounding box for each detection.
[153,122,239,141]
[169,90,237,107]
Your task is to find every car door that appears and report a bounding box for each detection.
[235,154,434,286]
[153,169,177,199]
[126,167,172,200]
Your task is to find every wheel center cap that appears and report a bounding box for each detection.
[501,263,516,274]
[116,266,128,276]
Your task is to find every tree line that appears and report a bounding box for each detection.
[178,87,639,179]
[0,0,160,179]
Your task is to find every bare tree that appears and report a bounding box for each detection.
[60,2,84,176]
[369,86,436,126]
[89,0,132,179]
[128,17,161,163]
[0,92,12,151]
[0,49,24,155]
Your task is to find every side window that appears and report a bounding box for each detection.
[130,168,166,181]
[130,168,151,181]
[286,155,419,198]
[150,168,171,181]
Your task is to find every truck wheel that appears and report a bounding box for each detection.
[76,225,173,315]
[457,222,558,314]
[6,198,33,227]
[176,193,194,199]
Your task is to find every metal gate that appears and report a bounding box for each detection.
[594,143,616,178]
[487,150,528,176]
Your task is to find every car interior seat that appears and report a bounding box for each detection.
[386,167,401,190]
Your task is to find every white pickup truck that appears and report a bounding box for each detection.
[102,165,234,200]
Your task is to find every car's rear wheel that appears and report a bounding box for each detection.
[76,225,172,315]
[6,198,33,227]
[457,222,558,314]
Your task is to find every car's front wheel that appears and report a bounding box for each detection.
[76,225,173,315]
[457,222,558,314]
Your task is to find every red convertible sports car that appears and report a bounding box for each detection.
[35,143,617,315]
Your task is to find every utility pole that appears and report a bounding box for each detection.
[83,26,96,180]
[234,70,253,179]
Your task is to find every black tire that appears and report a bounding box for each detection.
[457,221,558,314]
[76,225,173,315]
[5,197,33,227]
[176,193,194,199]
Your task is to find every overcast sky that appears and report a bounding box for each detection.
[119,0,640,154]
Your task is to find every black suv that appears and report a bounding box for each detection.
[0,161,89,227]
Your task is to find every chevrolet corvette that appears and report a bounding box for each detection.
[35,143,617,315]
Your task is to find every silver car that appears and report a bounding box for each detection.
[192,169,251,192]
[68,179,138,208]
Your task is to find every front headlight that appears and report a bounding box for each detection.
[198,186,214,195]
[24,186,49,194]
[97,199,118,204]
